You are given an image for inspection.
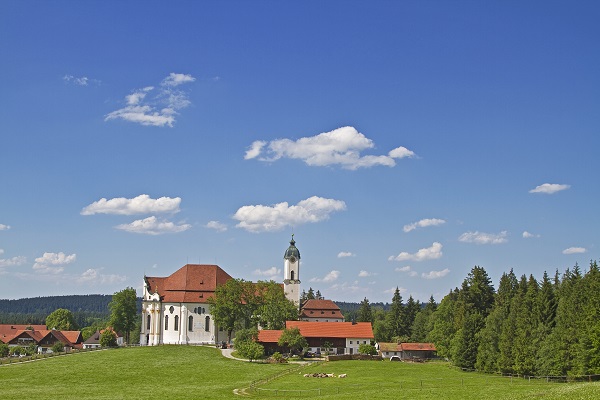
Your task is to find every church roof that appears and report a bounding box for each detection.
[283,236,300,260]
[145,264,233,303]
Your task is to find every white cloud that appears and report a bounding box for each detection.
[422,268,450,279]
[562,247,587,255]
[162,73,196,87]
[105,73,195,127]
[459,231,508,245]
[0,249,26,269]
[205,221,227,232]
[389,242,443,262]
[394,265,418,277]
[245,126,416,170]
[403,218,446,233]
[81,194,181,216]
[529,183,570,194]
[115,216,191,235]
[244,140,267,160]
[522,231,540,238]
[0,224,10,230]
[77,268,127,284]
[63,74,94,86]
[33,252,76,274]
[252,267,281,277]
[358,270,371,277]
[233,196,346,233]
[310,270,341,283]
[337,251,355,258]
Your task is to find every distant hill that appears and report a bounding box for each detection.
[0,294,141,326]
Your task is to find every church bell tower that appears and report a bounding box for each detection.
[283,235,301,306]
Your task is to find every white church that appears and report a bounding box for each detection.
[140,236,301,346]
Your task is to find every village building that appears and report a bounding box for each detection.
[378,342,437,360]
[140,236,302,346]
[299,299,344,322]
[0,324,83,352]
[258,321,374,355]
[83,328,124,349]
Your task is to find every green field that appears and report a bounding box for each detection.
[1,347,599,399]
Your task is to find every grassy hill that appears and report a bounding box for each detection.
[1,346,599,399]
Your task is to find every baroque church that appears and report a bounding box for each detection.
[140,236,301,345]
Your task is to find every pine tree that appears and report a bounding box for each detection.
[428,289,459,358]
[385,287,405,339]
[357,297,373,323]
[513,275,539,375]
[404,295,420,337]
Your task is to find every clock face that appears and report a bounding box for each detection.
[289,256,296,263]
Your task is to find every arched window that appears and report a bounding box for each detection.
[147,314,151,330]
[205,316,210,332]
[174,315,179,331]
[188,315,193,332]
[164,315,169,331]
[290,270,295,280]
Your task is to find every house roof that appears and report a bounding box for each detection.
[145,264,233,303]
[257,321,374,343]
[84,328,122,344]
[1,328,82,348]
[300,299,344,319]
[400,343,436,351]
[378,342,401,352]
[0,324,47,337]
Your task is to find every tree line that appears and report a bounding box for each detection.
[356,261,600,376]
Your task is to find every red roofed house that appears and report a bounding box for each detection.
[140,237,303,346]
[300,299,344,322]
[0,324,83,352]
[378,342,437,360]
[258,321,374,355]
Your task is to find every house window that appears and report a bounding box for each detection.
[350,341,353,344]
[165,315,169,330]
[363,341,367,344]
[174,315,179,331]
[188,316,193,332]
[205,316,210,332]
[147,315,151,330]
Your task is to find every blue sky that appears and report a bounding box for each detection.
[1,1,598,303]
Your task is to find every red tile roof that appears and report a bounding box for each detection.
[400,343,436,351]
[146,264,233,303]
[0,324,47,336]
[299,299,344,320]
[258,322,373,343]
[257,330,283,343]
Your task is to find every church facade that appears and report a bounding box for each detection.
[140,237,302,346]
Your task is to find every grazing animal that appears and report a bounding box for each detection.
[338,374,347,378]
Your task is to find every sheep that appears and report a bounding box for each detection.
[338,373,347,378]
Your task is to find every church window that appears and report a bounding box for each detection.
[193,307,197,313]
[174,315,179,331]
[188,316,193,332]
[146,315,151,330]
[205,316,210,332]
[290,271,295,280]
[169,306,174,314]
[165,315,169,331]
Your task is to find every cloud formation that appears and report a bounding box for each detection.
[205,221,227,232]
[403,218,446,233]
[252,267,281,278]
[244,126,416,170]
[422,268,450,279]
[358,270,374,277]
[0,249,26,270]
[523,231,540,238]
[459,231,508,245]
[77,268,127,284]
[388,242,443,262]
[81,194,181,216]
[310,270,341,283]
[115,216,191,235]
[395,265,418,277]
[233,196,346,233]
[105,73,195,127]
[0,224,10,230]
[562,247,587,255]
[337,251,355,258]
[529,183,570,194]
[63,74,99,86]
[33,252,76,274]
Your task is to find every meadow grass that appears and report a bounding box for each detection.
[1,348,599,399]
[253,359,600,399]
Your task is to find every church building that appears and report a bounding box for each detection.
[140,236,302,345]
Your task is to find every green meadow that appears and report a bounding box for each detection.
[1,347,599,399]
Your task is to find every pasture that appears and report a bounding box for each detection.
[1,347,599,399]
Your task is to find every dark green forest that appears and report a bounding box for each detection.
[0,294,141,327]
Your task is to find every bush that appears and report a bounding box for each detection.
[100,329,118,347]
[358,343,378,355]
[10,346,24,356]
[270,351,287,363]
[51,342,65,353]
[0,343,9,358]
